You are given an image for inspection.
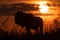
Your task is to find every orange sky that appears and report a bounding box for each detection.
[0,0,60,5]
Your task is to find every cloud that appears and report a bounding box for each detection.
[0,0,44,1]
[0,0,60,4]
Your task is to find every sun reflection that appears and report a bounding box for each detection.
[39,1,49,14]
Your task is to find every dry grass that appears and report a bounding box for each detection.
[0,15,60,35]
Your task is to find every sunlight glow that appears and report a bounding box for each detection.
[39,2,49,13]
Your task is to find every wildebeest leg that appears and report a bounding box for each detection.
[26,26,30,36]
[40,26,43,35]
[36,28,39,34]
[40,19,43,35]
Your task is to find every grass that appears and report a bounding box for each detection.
[0,28,60,40]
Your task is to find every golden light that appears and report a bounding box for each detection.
[39,2,49,13]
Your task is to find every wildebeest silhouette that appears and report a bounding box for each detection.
[15,11,43,35]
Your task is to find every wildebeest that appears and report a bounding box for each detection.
[15,11,43,35]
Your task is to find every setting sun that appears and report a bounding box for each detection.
[39,2,49,13]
